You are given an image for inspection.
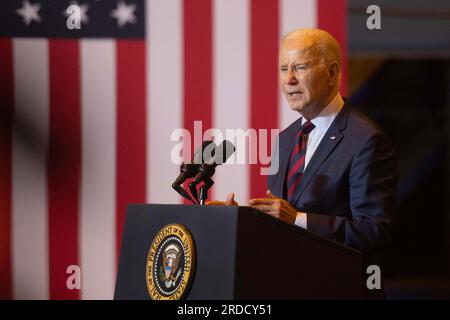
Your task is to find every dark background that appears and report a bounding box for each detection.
[348,0,450,299]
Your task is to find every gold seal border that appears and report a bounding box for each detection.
[146,223,196,300]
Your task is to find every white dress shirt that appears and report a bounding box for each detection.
[294,93,345,228]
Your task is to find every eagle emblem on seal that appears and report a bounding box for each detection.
[159,243,182,288]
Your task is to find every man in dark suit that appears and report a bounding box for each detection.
[208,28,398,252]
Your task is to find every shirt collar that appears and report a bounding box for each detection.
[301,93,345,132]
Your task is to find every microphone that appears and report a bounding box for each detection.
[189,140,236,203]
[172,140,216,203]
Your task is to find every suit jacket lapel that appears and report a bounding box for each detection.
[290,101,352,208]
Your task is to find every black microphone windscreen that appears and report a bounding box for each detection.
[191,140,216,164]
[213,140,236,165]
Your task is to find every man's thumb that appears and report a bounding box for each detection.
[226,192,235,205]
[266,190,277,199]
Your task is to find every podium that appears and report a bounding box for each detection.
[114,204,376,299]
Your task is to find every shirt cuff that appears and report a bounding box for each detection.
[294,211,307,229]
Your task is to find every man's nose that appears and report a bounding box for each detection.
[286,69,298,85]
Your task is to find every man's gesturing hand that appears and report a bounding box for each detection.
[205,192,239,206]
[248,190,297,224]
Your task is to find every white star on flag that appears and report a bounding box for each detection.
[64,1,90,25]
[110,1,137,28]
[16,0,41,26]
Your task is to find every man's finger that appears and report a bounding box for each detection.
[226,192,235,205]
[206,201,226,206]
[266,190,279,199]
[248,198,275,205]
[250,204,275,214]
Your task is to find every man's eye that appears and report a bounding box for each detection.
[280,67,288,72]
[295,65,307,71]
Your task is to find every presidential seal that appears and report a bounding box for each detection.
[146,224,196,300]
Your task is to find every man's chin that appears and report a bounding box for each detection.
[288,104,306,113]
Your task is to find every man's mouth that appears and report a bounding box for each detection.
[288,91,303,97]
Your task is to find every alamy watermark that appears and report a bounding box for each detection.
[66,264,81,290]
[366,5,381,30]
[171,121,280,176]
[366,265,382,290]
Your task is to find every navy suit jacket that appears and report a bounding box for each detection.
[268,100,398,252]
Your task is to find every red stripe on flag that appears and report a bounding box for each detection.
[0,38,14,300]
[48,40,81,300]
[116,40,147,262]
[317,0,348,95]
[183,0,213,203]
[250,0,279,199]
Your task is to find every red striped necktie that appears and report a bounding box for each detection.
[286,120,315,203]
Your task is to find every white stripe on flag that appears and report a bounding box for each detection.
[80,40,116,300]
[279,0,317,130]
[12,38,49,299]
[147,0,183,204]
[213,0,250,204]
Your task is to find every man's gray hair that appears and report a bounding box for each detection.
[281,28,342,73]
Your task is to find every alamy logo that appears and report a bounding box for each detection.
[366,265,381,290]
[366,5,381,30]
[66,5,82,30]
[170,121,279,175]
[66,265,81,290]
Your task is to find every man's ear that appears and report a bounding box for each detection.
[328,62,339,87]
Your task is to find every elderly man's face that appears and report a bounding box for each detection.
[279,41,332,117]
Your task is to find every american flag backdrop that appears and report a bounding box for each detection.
[0,0,347,299]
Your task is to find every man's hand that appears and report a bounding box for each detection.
[248,190,297,224]
[206,192,239,206]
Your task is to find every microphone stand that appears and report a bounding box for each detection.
[172,184,198,205]
[198,176,214,205]
[189,164,216,205]
[199,186,207,205]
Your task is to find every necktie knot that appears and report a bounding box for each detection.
[300,120,315,136]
